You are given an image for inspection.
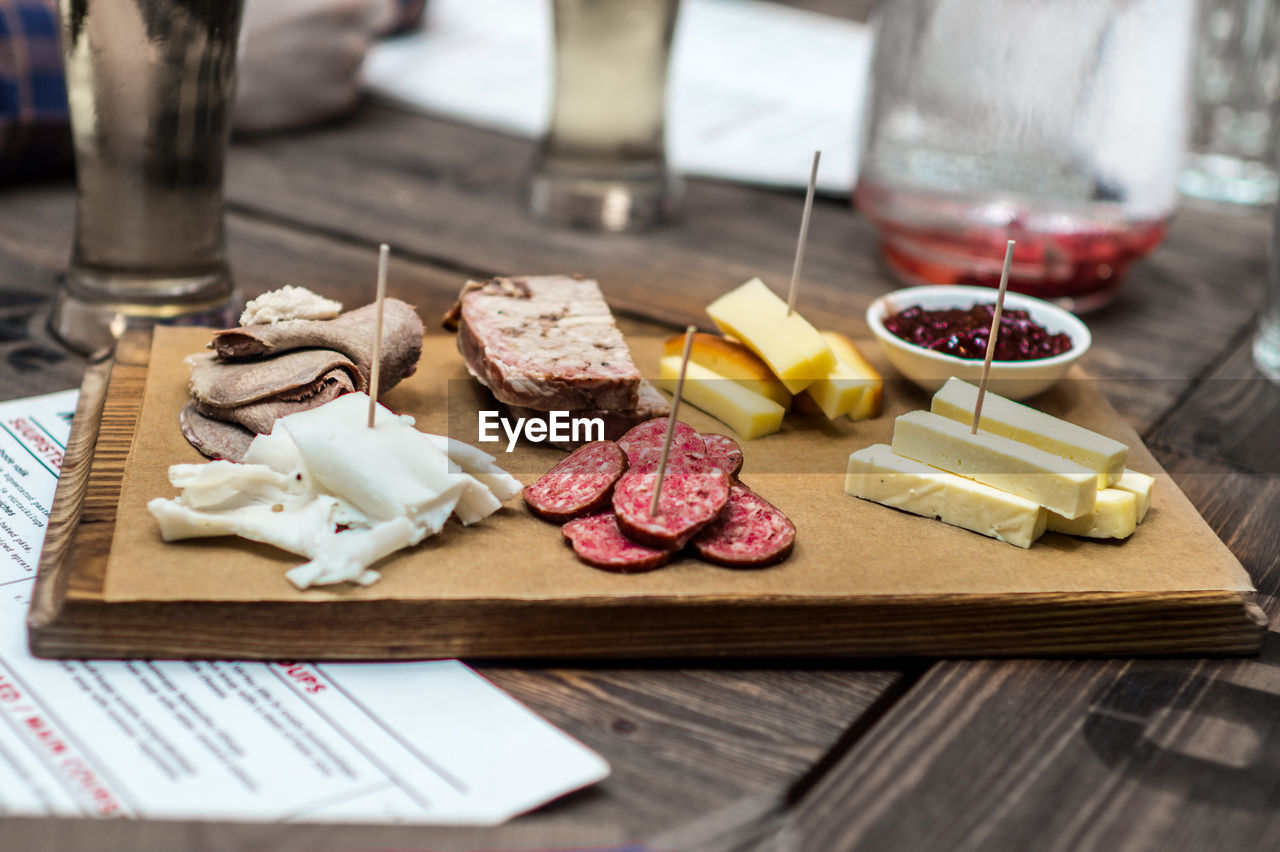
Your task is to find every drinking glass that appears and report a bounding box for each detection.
[855,0,1196,312]
[1255,201,1280,383]
[50,0,246,355]
[526,0,682,232]
[1181,0,1280,206]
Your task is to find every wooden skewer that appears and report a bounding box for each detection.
[786,150,821,316]
[367,243,390,428]
[651,325,697,516]
[971,239,1016,435]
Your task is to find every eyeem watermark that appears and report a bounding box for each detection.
[477,411,604,452]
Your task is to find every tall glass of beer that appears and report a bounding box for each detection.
[527,0,683,232]
[51,0,246,354]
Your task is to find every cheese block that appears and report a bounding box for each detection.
[664,332,792,408]
[706,278,835,393]
[658,356,786,439]
[1047,488,1138,539]
[1112,469,1155,522]
[802,331,883,420]
[825,331,883,421]
[891,410,1098,519]
[930,377,1127,486]
[845,444,1047,548]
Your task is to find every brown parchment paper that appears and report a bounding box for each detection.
[103,327,1255,604]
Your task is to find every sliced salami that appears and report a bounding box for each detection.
[524,441,627,522]
[611,459,731,549]
[617,418,706,472]
[562,513,672,573]
[701,433,744,478]
[692,485,795,568]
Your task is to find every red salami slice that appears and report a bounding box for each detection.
[611,459,731,549]
[562,513,672,573]
[616,418,706,472]
[692,485,795,568]
[701,433,744,478]
[524,441,627,522]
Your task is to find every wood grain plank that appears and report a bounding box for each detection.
[779,447,1280,852]
[1148,333,1280,475]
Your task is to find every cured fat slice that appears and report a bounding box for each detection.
[701,433,744,478]
[524,441,627,522]
[692,485,795,568]
[617,418,706,472]
[611,460,730,549]
[212,299,424,393]
[562,513,671,573]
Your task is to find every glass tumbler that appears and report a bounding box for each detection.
[1181,0,1280,206]
[50,0,245,355]
[855,0,1196,312]
[1255,201,1280,383]
[526,0,683,232]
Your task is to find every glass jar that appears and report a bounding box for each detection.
[855,0,1196,312]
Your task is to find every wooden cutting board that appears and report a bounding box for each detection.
[27,328,1266,660]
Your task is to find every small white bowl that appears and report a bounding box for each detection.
[866,285,1091,400]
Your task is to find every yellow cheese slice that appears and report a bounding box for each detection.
[706,278,835,393]
[931,377,1128,486]
[1047,488,1137,539]
[1112,469,1154,522]
[802,331,885,420]
[658,356,786,440]
[891,410,1097,519]
[845,444,1047,548]
[664,333,792,408]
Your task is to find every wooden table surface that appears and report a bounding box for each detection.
[4,26,1280,852]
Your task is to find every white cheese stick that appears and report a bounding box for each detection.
[1047,488,1138,539]
[1112,469,1155,522]
[931,377,1128,486]
[891,410,1098,519]
[846,444,1047,548]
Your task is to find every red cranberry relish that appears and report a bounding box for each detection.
[883,304,1073,361]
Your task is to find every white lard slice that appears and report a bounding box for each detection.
[425,434,524,503]
[169,461,308,511]
[286,517,423,589]
[148,495,343,557]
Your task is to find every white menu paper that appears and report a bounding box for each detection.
[0,390,609,825]
[363,0,872,193]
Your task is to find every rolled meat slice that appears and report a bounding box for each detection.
[562,513,671,573]
[524,441,628,523]
[611,459,730,549]
[617,418,706,472]
[701,433,744,478]
[692,484,795,568]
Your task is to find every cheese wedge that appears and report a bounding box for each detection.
[1112,469,1154,522]
[891,410,1097,518]
[802,331,884,420]
[658,356,786,439]
[706,278,835,393]
[930,377,1128,486]
[1047,488,1138,539]
[846,444,1047,548]
[825,331,883,420]
[664,332,792,408]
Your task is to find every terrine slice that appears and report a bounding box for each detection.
[448,275,642,410]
